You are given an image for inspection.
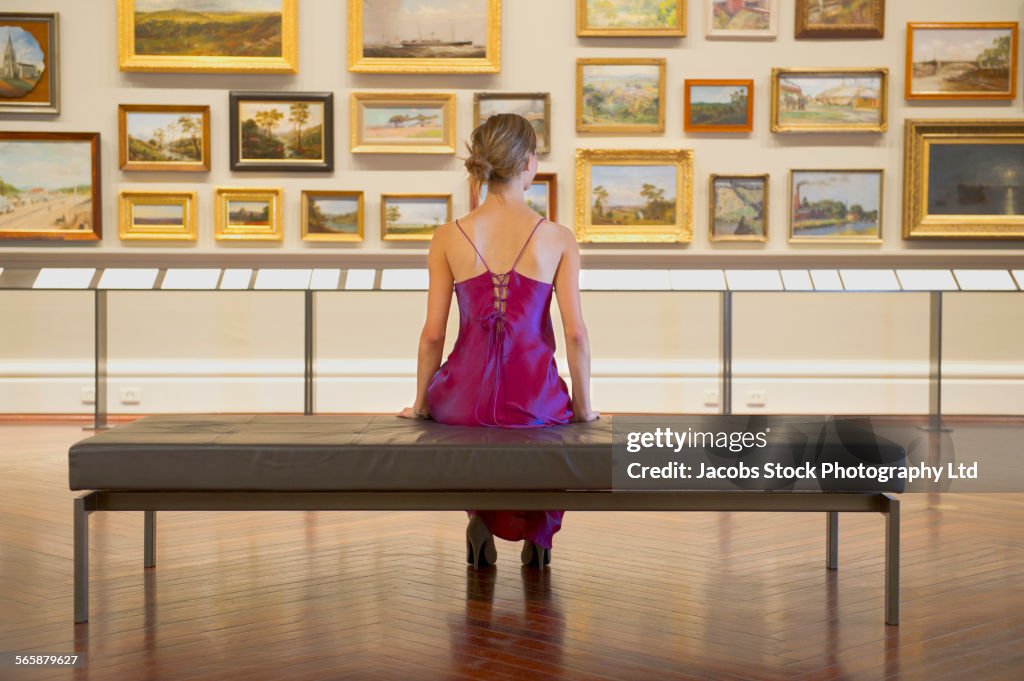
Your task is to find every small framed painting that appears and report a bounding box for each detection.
[117,0,297,73]
[119,104,211,172]
[771,67,888,133]
[575,149,693,243]
[214,187,283,241]
[349,0,500,74]
[381,194,452,241]
[230,92,333,172]
[789,169,883,243]
[0,12,59,114]
[905,23,1017,101]
[577,0,686,37]
[904,119,1024,240]
[795,0,884,39]
[577,58,666,134]
[350,92,456,154]
[706,0,776,40]
[473,93,551,154]
[685,79,753,133]
[470,173,558,222]
[0,131,101,241]
[709,174,768,242]
[118,190,198,241]
[301,190,364,242]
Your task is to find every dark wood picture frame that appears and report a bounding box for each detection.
[795,0,884,39]
[229,91,334,172]
[119,104,211,172]
[0,12,60,114]
[684,79,754,133]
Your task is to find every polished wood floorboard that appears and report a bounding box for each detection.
[1,423,1022,681]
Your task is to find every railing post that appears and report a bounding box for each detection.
[304,290,315,415]
[85,289,109,431]
[721,290,733,415]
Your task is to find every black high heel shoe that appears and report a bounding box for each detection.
[521,540,551,568]
[466,515,497,569]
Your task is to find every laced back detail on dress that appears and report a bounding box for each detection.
[454,216,545,317]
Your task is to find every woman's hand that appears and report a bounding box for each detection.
[572,407,600,422]
[398,406,430,420]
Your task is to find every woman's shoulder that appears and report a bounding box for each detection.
[539,219,578,247]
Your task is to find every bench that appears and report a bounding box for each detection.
[69,415,903,625]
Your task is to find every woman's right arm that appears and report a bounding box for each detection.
[553,227,598,422]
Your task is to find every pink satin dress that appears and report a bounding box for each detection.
[426,217,573,549]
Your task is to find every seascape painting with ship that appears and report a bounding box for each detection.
[927,143,1024,216]
[361,0,487,59]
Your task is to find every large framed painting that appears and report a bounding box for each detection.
[575,149,693,243]
[0,12,59,114]
[706,0,776,40]
[905,23,1018,101]
[117,0,297,73]
[577,0,686,37]
[685,79,753,133]
[118,190,198,242]
[349,0,500,74]
[470,173,558,222]
[381,194,452,241]
[350,93,456,154]
[118,105,210,172]
[0,132,101,241]
[301,190,364,243]
[230,92,333,172]
[904,119,1024,240]
[771,68,888,133]
[473,93,551,154]
[795,0,884,39]
[709,174,768,242]
[577,58,666,134]
[788,169,883,243]
[214,187,283,241]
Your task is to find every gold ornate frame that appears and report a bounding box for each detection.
[575,149,693,243]
[795,0,884,39]
[709,174,768,243]
[381,194,453,242]
[576,58,667,134]
[788,169,884,244]
[117,0,297,73]
[771,67,888,134]
[348,0,500,74]
[214,187,283,241]
[577,0,686,37]
[905,22,1018,101]
[350,93,457,155]
[301,191,365,243]
[473,92,551,154]
[118,191,198,242]
[118,104,211,172]
[903,119,1024,240]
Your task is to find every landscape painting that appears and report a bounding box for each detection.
[474,93,550,154]
[589,164,677,227]
[685,80,753,132]
[907,23,1017,100]
[231,93,333,171]
[351,94,455,154]
[0,133,100,241]
[707,0,774,38]
[119,191,197,241]
[578,0,685,36]
[796,0,884,39]
[119,105,210,171]
[711,175,767,241]
[381,195,451,241]
[926,143,1024,217]
[789,169,882,242]
[577,59,665,133]
[0,13,58,113]
[302,191,364,242]
[214,187,282,240]
[772,69,887,132]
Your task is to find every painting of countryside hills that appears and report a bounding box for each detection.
[807,0,874,26]
[127,111,204,163]
[228,200,271,226]
[362,0,487,59]
[590,164,677,226]
[0,25,46,99]
[586,0,678,30]
[133,0,284,57]
[240,101,324,161]
[363,106,443,142]
[0,141,93,233]
[308,196,360,235]
[690,84,749,127]
[581,64,661,127]
[712,0,770,31]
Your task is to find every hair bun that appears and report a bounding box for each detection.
[465,154,493,182]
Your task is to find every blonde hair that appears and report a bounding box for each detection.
[465,113,537,187]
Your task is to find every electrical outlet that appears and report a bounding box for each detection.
[746,389,767,407]
[80,387,95,405]
[120,387,142,405]
[703,389,720,407]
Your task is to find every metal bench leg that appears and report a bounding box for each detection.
[144,511,156,568]
[826,511,839,569]
[74,495,91,623]
[884,495,900,625]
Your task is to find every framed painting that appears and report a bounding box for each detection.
[301,191,364,242]
[795,0,884,39]
[118,190,198,241]
[709,174,768,242]
[0,132,101,241]
[473,93,551,154]
[904,119,1024,240]
[118,105,210,172]
[788,169,883,243]
[214,187,283,241]
[577,58,666,134]
[350,93,456,154]
[117,0,297,73]
[685,79,754,133]
[577,0,686,37]
[906,23,1017,101]
[470,173,558,222]
[381,194,452,241]
[771,67,888,133]
[706,0,776,40]
[0,12,59,114]
[349,0,500,74]
[575,149,693,243]
[230,92,333,172]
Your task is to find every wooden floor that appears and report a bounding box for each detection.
[1,423,1023,681]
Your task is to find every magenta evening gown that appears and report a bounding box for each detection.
[426,217,573,550]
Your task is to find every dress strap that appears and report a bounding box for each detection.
[455,219,493,273]
[509,217,545,272]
